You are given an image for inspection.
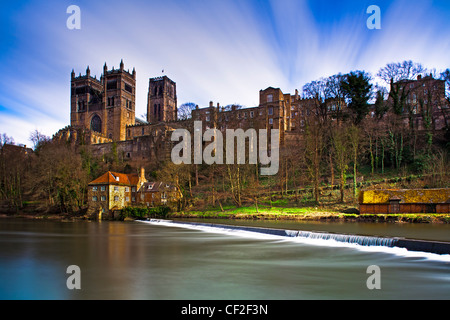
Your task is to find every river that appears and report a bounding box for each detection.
[0,218,449,300]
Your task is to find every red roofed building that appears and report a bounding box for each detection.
[88,168,181,219]
[88,168,147,218]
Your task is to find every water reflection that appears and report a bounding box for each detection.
[0,219,449,300]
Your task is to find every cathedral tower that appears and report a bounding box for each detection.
[70,60,136,141]
[147,76,177,123]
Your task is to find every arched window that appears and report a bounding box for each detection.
[91,115,102,133]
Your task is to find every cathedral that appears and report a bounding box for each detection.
[59,60,448,168]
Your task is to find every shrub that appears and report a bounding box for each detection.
[120,206,171,220]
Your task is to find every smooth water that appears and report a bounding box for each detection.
[0,218,449,300]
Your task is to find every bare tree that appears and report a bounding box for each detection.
[178,102,197,121]
[29,130,50,150]
[377,60,427,84]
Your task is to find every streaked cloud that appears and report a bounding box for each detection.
[0,0,448,145]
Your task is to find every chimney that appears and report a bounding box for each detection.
[417,75,422,80]
[209,101,213,108]
[295,89,299,100]
[140,167,146,185]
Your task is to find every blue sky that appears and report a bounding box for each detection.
[0,0,449,145]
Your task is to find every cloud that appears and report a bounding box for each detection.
[0,0,449,145]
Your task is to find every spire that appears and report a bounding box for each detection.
[132,67,136,78]
[71,69,75,79]
[120,59,124,71]
[86,65,90,76]
[103,62,107,74]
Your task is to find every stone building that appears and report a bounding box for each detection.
[87,168,147,218]
[87,168,180,218]
[70,60,136,142]
[147,76,177,124]
[359,189,450,214]
[65,61,449,168]
[389,74,449,131]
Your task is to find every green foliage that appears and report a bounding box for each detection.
[341,71,373,125]
[121,206,171,220]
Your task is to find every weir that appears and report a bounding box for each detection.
[145,219,450,255]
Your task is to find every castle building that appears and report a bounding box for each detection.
[389,74,448,131]
[65,61,448,167]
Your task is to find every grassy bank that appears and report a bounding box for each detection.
[166,204,450,224]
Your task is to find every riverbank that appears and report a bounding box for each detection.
[2,207,450,224]
[167,208,450,224]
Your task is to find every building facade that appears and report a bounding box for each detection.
[87,168,180,218]
[67,62,449,166]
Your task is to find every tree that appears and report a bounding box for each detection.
[331,125,349,202]
[303,118,324,204]
[0,133,15,147]
[377,61,427,116]
[302,78,329,124]
[29,129,50,150]
[341,71,373,125]
[377,60,427,84]
[348,125,361,200]
[27,140,89,213]
[178,102,197,121]
[373,86,389,119]
[324,73,347,123]
[0,135,29,211]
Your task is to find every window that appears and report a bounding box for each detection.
[125,83,133,93]
[131,187,136,192]
[268,107,273,115]
[250,111,254,118]
[92,186,98,191]
[101,196,106,201]
[107,80,117,90]
[132,197,135,202]
[269,118,273,124]
[114,186,119,191]
[206,115,210,122]
[125,187,130,192]
[267,94,273,102]
[90,115,102,133]
[101,186,106,191]
[125,197,130,202]
[92,196,98,202]
[114,196,119,202]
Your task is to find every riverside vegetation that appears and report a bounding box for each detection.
[0,61,449,223]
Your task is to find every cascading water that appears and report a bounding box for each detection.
[287,230,397,247]
[143,219,450,255]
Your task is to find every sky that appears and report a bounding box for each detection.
[0,0,449,145]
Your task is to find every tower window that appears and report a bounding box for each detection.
[107,79,117,90]
[90,115,102,133]
[125,83,133,93]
